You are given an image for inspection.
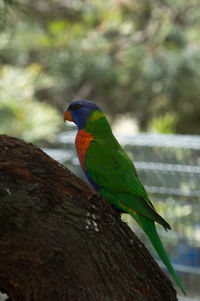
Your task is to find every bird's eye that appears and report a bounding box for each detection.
[70,103,82,111]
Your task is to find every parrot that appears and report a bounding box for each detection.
[64,99,185,295]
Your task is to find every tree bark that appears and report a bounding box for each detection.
[0,135,178,301]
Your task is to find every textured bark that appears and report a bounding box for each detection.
[0,135,178,301]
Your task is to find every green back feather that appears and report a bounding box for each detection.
[85,112,170,229]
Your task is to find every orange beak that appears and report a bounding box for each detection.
[64,110,73,122]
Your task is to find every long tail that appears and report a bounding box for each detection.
[130,211,186,295]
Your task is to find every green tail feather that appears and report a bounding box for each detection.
[131,212,186,295]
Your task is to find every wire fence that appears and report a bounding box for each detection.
[44,131,200,300]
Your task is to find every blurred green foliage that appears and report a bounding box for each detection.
[150,113,177,134]
[1,0,200,140]
[0,64,62,142]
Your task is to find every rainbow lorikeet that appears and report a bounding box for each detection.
[64,100,185,295]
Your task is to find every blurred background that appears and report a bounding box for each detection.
[0,0,200,300]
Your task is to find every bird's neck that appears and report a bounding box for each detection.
[83,111,113,139]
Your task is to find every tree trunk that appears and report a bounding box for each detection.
[0,135,178,301]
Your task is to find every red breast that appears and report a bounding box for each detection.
[75,129,94,170]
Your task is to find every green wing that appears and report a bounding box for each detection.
[85,137,170,230]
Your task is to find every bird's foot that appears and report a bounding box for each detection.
[87,192,100,201]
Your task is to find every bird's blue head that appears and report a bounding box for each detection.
[64,100,102,129]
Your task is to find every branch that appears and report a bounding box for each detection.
[0,135,178,301]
